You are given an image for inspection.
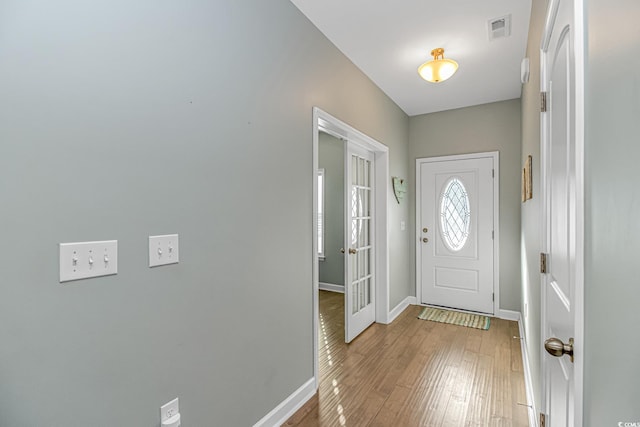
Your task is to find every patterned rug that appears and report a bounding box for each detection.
[417,307,491,330]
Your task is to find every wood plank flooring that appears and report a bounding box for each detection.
[284,291,529,427]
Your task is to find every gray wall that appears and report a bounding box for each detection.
[408,99,522,311]
[584,0,640,423]
[0,1,410,425]
[519,0,548,412]
[319,132,344,287]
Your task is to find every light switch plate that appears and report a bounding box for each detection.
[149,234,179,267]
[59,240,118,283]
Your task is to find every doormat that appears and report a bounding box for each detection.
[418,307,491,330]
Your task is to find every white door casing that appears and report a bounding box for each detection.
[416,152,498,315]
[345,144,376,343]
[540,0,584,425]
[312,107,390,390]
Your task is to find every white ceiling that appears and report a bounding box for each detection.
[290,0,532,116]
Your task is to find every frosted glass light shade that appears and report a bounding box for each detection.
[418,48,459,83]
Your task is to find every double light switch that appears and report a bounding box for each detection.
[149,234,179,267]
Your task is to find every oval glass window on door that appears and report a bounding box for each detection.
[439,178,471,251]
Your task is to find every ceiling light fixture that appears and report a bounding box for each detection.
[418,48,459,83]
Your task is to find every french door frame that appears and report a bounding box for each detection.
[312,107,390,390]
[415,151,500,315]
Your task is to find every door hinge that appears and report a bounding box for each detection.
[540,253,548,274]
[492,168,495,178]
[540,91,548,112]
[492,293,495,302]
[539,412,546,427]
[491,230,494,240]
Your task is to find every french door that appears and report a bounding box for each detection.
[345,143,376,343]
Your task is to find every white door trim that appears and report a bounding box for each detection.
[312,107,390,390]
[539,0,585,424]
[415,151,500,315]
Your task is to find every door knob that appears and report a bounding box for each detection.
[348,248,357,254]
[422,238,429,243]
[544,337,574,362]
[423,227,428,233]
[340,248,345,254]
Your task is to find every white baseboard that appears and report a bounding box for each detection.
[253,378,316,427]
[518,317,538,427]
[319,282,344,293]
[388,296,417,324]
[497,309,521,322]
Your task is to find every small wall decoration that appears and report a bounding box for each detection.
[522,155,533,202]
[392,177,407,204]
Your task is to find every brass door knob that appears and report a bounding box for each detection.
[348,248,357,254]
[422,238,429,243]
[544,337,574,362]
[340,248,345,254]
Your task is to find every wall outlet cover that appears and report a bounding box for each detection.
[160,397,180,423]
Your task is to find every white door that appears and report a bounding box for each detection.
[541,0,583,425]
[417,154,495,314]
[345,143,375,343]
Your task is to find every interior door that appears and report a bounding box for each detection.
[541,0,581,424]
[344,143,375,343]
[418,155,495,314]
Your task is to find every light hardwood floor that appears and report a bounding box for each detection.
[285,291,529,427]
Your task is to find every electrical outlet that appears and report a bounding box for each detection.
[149,234,179,267]
[160,397,180,424]
[59,240,118,282]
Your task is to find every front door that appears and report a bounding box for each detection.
[345,143,375,343]
[541,0,583,424]
[417,153,496,314]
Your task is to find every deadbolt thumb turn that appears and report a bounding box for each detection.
[544,337,574,363]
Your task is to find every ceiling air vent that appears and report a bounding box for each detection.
[488,14,511,41]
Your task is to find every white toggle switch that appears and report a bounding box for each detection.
[59,240,118,283]
[149,234,179,267]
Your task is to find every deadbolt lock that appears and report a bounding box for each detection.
[423,227,429,233]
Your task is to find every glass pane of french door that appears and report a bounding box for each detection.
[350,154,372,315]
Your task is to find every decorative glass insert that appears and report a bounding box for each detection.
[440,178,471,251]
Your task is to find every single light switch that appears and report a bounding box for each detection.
[149,234,179,267]
[59,240,118,283]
